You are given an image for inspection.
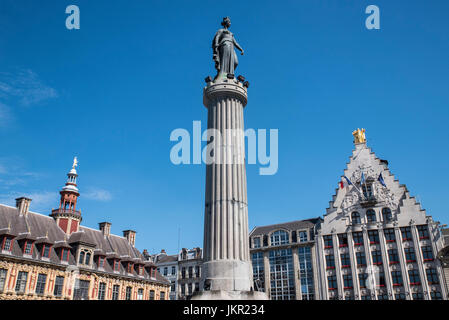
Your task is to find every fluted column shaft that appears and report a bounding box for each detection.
[202,79,252,292]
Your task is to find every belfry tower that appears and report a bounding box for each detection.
[50,157,82,234]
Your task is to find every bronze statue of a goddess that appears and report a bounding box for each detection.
[212,17,244,79]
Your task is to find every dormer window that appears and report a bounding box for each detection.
[138,265,144,276]
[253,237,261,248]
[299,231,308,242]
[78,248,92,266]
[270,230,289,246]
[2,237,13,252]
[23,241,33,255]
[98,257,105,269]
[127,263,133,274]
[61,248,69,262]
[113,259,120,271]
[42,245,51,258]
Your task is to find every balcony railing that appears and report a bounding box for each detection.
[360,195,377,208]
[51,208,81,216]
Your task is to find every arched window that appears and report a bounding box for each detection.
[366,209,376,222]
[78,251,85,264]
[351,211,361,224]
[382,208,392,222]
[85,252,91,265]
[270,230,289,246]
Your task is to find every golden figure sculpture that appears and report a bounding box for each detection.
[352,128,366,144]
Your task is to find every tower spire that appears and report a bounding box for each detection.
[50,157,82,234]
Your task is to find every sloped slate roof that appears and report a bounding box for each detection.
[156,254,178,263]
[0,204,169,285]
[250,218,322,237]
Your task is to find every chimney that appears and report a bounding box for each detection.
[16,197,32,216]
[99,222,111,236]
[123,230,136,247]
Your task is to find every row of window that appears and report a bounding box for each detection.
[160,266,177,276]
[327,267,439,291]
[324,225,430,248]
[252,229,312,249]
[326,245,434,270]
[0,269,64,296]
[179,282,200,297]
[97,283,158,300]
[0,268,165,300]
[1,237,57,259]
[1,237,157,279]
[1,237,158,280]
[157,265,202,279]
[349,291,442,300]
[351,208,393,224]
[180,266,201,279]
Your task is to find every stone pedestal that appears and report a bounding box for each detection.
[193,77,268,300]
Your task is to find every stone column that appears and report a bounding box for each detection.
[395,226,411,299]
[263,251,271,299]
[292,249,301,299]
[193,77,267,300]
[411,225,430,299]
[347,231,360,299]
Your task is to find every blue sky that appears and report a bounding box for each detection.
[0,0,448,254]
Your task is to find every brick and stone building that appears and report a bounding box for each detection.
[0,159,170,300]
[249,219,322,300]
[315,130,447,300]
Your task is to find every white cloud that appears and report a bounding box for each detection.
[0,191,58,212]
[83,188,112,202]
[0,69,57,107]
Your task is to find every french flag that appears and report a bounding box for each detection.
[340,176,352,189]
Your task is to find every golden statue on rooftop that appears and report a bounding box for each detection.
[352,128,366,144]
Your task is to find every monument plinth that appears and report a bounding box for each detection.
[191,17,267,300]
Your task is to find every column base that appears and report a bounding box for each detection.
[202,260,253,291]
[190,290,268,300]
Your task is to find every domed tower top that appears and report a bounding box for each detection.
[50,157,82,234]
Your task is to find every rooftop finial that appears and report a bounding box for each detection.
[72,157,78,170]
[352,128,366,144]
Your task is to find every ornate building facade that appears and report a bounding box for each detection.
[0,160,170,300]
[249,219,322,300]
[149,247,203,300]
[315,130,447,300]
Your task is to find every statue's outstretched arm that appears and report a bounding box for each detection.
[233,37,243,53]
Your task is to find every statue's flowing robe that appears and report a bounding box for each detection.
[212,29,238,76]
